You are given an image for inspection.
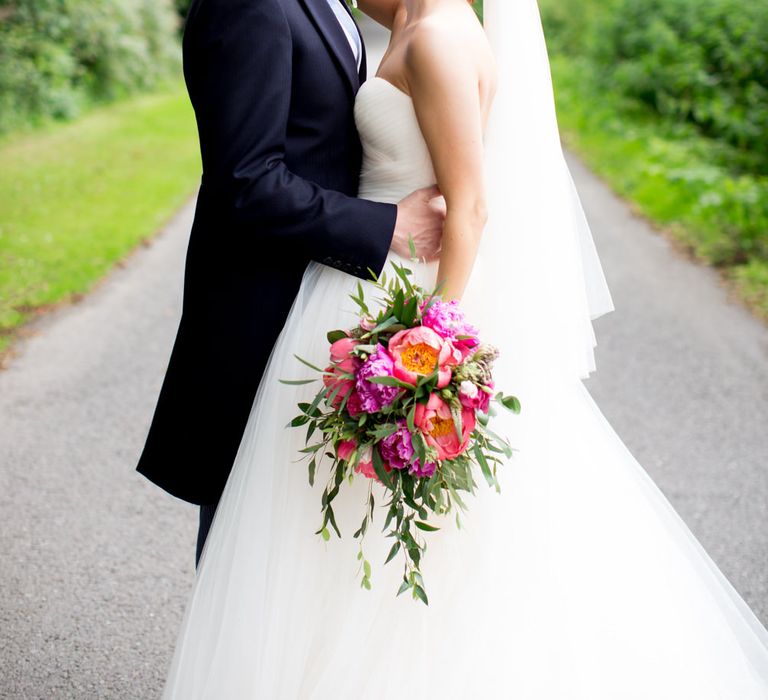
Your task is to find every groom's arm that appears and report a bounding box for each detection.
[190,0,395,278]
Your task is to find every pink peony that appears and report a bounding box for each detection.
[323,337,360,408]
[329,337,358,363]
[414,394,476,461]
[388,326,462,389]
[337,440,380,481]
[359,316,377,332]
[346,390,363,417]
[337,440,356,462]
[459,380,493,414]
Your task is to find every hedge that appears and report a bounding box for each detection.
[0,0,181,133]
[540,0,768,176]
[539,0,768,317]
[593,0,768,175]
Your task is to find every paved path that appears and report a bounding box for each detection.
[1,20,767,700]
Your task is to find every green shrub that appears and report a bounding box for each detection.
[0,0,181,133]
[596,0,768,173]
[540,0,768,175]
[539,0,612,56]
[174,0,192,20]
[551,54,768,285]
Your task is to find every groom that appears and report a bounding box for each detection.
[136,0,444,564]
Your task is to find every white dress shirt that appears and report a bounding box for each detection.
[326,0,363,70]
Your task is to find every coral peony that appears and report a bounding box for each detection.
[388,326,461,389]
[414,394,476,461]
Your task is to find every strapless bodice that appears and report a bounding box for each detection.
[355,77,437,205]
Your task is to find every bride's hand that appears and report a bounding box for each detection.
[392,185,446,262]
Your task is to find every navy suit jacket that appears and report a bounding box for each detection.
[137,0,397,505]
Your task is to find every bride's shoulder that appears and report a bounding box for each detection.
[404,8,495,86]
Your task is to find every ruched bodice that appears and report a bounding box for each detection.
[355,78,437,205]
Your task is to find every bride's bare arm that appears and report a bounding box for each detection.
[356,0,403,29]
[406,22,492,300]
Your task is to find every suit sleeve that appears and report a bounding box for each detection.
[190,0,396,278]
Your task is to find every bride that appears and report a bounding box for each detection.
[163,0,768,697]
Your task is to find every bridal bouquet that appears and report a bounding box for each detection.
[283,261,520,604]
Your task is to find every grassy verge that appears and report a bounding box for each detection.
[550,56,768,320]
[0,83,200,354]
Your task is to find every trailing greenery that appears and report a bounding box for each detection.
[0,85,200,353]
[539,0,768,318]
[0,0,181,133]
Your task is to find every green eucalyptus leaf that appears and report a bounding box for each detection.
[474,443,495,488]
[327,329,348,344]
[413,585,429,606]
[500,394,522,414]
[370,315,401,335]
[407,403,417,433]
[367,376,415,389]
[393,289,405,321]
[451,405,464,442]
[372,447,393,489]
[293,354,325,373]
[385,541,401,564]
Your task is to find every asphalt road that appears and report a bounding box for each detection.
[1,20,767,700]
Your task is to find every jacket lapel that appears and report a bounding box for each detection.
[298,0,361,94]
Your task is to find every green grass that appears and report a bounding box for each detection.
[550,56,768,320]
[0,83,200,353]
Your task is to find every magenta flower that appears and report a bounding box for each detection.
[421,299,479,356]
[409,458,437,479]
[356,344,400,413]
[380,420,414,470]
[380,420,437,478]
[459,380,493,414]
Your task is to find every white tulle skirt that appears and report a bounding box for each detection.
[162,253,768,699]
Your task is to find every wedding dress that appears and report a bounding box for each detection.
[162,7,768,700]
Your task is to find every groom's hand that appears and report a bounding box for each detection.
[392,186,446,261]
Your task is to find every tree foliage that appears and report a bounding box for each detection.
[539,0,768,175]
[0,0,181,133]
